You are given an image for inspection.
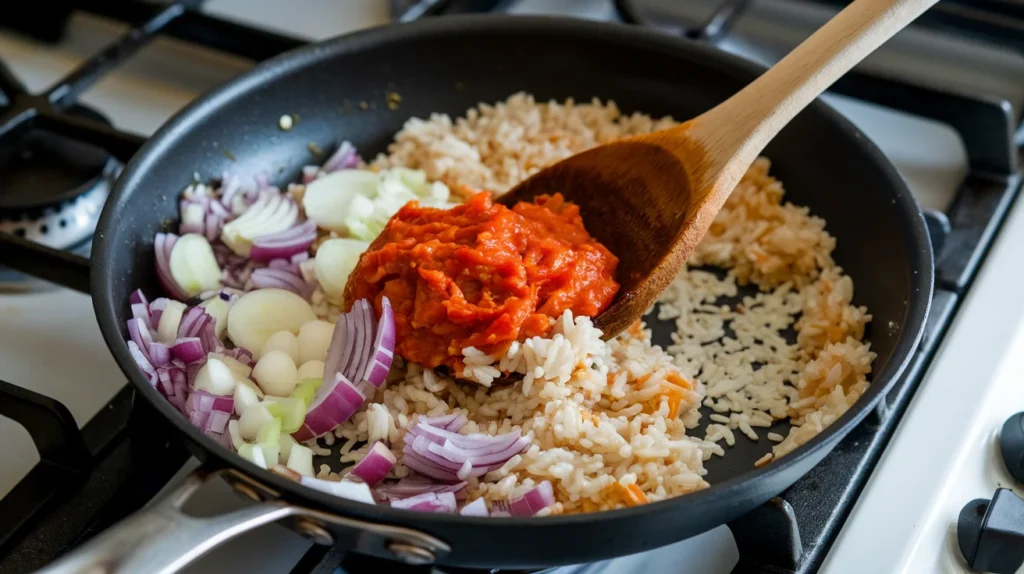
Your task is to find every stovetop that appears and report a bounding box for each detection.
[0,1,1022,574]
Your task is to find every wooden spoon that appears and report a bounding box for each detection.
[498,0,937,338]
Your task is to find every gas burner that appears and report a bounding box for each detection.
[0,105,120,290]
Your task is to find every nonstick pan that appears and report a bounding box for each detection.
[37,14,932,573]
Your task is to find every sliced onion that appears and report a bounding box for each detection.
[249,267,310,299]
[372,478,467,501]
[129,288,149,307]
[169,233,223,298]
[321,140,360,173]
[178,305,209,339]
[131,303,152,330]
[148,342,171,367]
[459,497,489,517]
[171,337,205,364]
[221,189,299,256]
[508,481,555,517]
[300,476,375,504]
[291,372,364,442]
[322,315,349,385]
[348,441,395,487]
[186,389,234,415]
[157,300,187,345]
[390,491,457,513]
[359,296,395,389]
[250,220,318,262]
[154,233,189,301]
[149,298,169,327]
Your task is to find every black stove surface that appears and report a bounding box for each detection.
[0,1,1022,574]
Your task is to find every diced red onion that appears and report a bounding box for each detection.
[348,441,395,487]
[291,251,309,264]
[127,318,154,362]
[199,320,223,353]
[149,342,172,367]
[221,346,253,366]
[185,389,234,415]
[128,341,157,386]
[321,141,361,173]
[131,303,152,331]
[490,500,512,517]
[508,481,555,517]
[399,420,528,481]
[149,298,168,327]
[250,220,317,262]
[459,497,489,517]
[171,337,205,364]
[190,410,210,429]
[129,288,149,308]
[390,491,457,513]
[178,306,209,339]
[291,372,365,442]
[154,233,189,301]
[359,296,395,390]
[249,267,310,299]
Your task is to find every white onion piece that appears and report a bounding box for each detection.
[300,476,376,504]
[192,357,238,396]
[253,350,299,397]
[459,497,489,516]
[279,434,297,463]
[226,288,316,359]
[221,190,299,256]
[199,297,231,339]
[228,420,244,450]
[314,238,370,303]
[156,300,187,345]
[287,444,315,477]
[238,403,275,441]
[302,169,379,233]
[297,320,333,365]
[262,330,299,363]
[297,360,325,381]
[168,233,223,297]
[233,380,261,416]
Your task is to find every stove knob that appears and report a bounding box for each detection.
[1000,412,1024,483]
[957,488,1024,574]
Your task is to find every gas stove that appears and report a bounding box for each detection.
[1,1,1023,573]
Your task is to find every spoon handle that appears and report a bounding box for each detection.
[689,0,939,181]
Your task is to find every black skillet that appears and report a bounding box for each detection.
[36,14,932,573]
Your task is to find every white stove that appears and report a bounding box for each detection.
[0,1,1021,573]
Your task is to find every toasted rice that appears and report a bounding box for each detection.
[318,93,876,514]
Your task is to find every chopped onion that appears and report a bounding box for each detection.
[250,219,317,262]
[508,481,555,517]
[221,189,299,256]
[204,411,231,434]
[170,337,205,364]
[296,360,325,381]
[263,396,305,434]
[127,318,154,362]
[238,443,268,469]
[168,233,223,297]
[400,420,528,481]
[177,306,208,339]
[155,233,189,301]
[321,140,360,173]
[287,444,314,477]
[279,434,297,463]
[128,340,157,385]
[262,330,299,364]
[300,476,375,504]
[226,288,316,359]
[290,377,323,407]
[372,478,467,501]
[390,491,457,513]
[348,441,395,486]
[129,288,149,308]
[131,303,152,330]
[198,296,231,338]
[228,420,244,450]
[297,320,333,365]
[252,350,299,397]
[314,237,370,303]
[291,372,364,442]
[148,342,171,367]
[459,497,489,517]
[157,300,187,344]
[322,315,348,387]
[233,382,261,416]
[192,357,238,396]
[302,170,379,233]
[238,403,275,441]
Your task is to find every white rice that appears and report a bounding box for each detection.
[317,93,876,514]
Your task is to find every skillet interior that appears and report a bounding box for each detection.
[92,15,932,568]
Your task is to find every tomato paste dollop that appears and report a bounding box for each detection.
[343,191,620,372]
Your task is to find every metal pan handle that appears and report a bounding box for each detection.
[36,469,450,574]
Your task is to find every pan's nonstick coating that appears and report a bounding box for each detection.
[91,16,931,568]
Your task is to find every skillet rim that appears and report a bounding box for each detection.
[92,14,934,534]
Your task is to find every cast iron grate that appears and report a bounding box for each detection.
[0,1,1021,573]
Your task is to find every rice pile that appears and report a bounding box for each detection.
[316,92,875,513]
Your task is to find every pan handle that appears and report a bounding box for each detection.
[36,469,450,574]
